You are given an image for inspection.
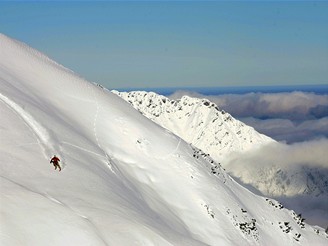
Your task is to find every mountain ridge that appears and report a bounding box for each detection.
[113,90,274,162]
[115,89,328,228]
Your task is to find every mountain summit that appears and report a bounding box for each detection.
[1,34,327,245]
[113,90,274,162]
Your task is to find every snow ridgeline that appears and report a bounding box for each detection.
[1,33,327,245]
[113,90,274,162]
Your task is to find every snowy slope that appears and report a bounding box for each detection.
[115,90,328,228]
[113,90,273,162]
[1,34,327,245]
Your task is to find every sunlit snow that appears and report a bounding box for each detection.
[1,34,327,245]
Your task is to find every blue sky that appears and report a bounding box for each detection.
[1,1,328,89]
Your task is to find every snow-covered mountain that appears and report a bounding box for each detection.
[114,90,328,230]
[1,34,327,245]
[113,90,274,162]
[115,91,328,229]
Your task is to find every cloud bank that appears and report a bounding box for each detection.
[225,139,328,228]
[228,138,328,171]
[169,91,328,143]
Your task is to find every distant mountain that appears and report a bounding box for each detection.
[113,90,274,162]
[1,33,327,245]
[115,90,328,228]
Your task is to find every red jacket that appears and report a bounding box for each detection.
[50,156,60,164]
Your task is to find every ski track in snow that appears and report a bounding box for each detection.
[134,129,182,160]
[157,137,182,160]
[60,141,105,158]
[0,92,65,167]
[1,176,109,246]
[90,85,116,174]
[135,132,183,161]
[91,84,102,152]
[43,195,109,246]
[1,175,50,200]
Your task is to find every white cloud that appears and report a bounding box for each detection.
[169,90,328,143]
[250,139,325,168]
[241,117,328,143]
[225,139,328,227]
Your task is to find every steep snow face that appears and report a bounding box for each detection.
[113,91,274,162]
[1,34,327,245]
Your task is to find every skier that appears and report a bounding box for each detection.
[50,155,61,171]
